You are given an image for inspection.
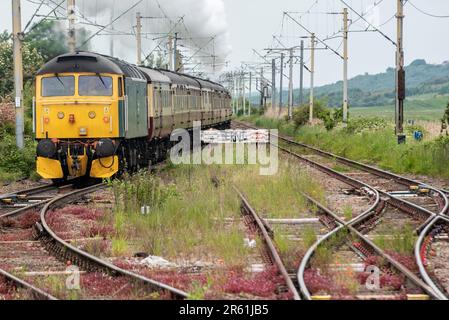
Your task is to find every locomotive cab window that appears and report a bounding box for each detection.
[79,75,113,96]
[41,76,75,97]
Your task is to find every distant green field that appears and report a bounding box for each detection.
[350,94,449,122]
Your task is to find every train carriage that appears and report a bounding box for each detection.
[34,51,231,181]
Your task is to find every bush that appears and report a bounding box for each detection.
[292,100,337,131]
[343,117,389,134]
[0,133,36,183]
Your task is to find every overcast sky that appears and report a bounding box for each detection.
[1,0,449,86]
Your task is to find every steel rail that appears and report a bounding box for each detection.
[415,215,449,300]
[229,122,438,298]
[0,180,80,218]
[232,120,449,217]
[296,193,345,299]
[266,145,404,299]
[233,186,301,300]
[0,268,58,300]
[38,183,188,300]
[279,134,448,216]
[0,183,56,200]
[297,192,439,299]
[232,120,448,298]
[280,143,439,299]
[278,143,436,223]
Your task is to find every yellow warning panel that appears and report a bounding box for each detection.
[90,156,119,178]
[36,157,64,179]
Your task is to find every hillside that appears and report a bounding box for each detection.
[274,59,449,108]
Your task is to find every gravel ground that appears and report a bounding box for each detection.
[296,158,372,220]
[0,179,50,195]
[428,240,449,295]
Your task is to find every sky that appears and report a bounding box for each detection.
[1,0,449,87]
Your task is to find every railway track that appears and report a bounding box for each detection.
[233,186,301,300]
[297,194,434,300]
[234,181,433,299]
[232,121,448,217]
[416,214,449,299]
[0,183,188,300]
[0,181,81,219]
[232,120,447,299]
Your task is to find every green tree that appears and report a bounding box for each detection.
[1,20,91,100]
[25,20,91,61]
[0,35,43,100]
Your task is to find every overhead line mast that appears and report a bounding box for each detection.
[67,0,76,53]
[343,7,349,124]
[396,0,405,140]
[309,34,315,124]
[136,12,142,65]
[12,0,24,149]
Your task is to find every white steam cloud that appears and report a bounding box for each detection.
[76,0,232,76]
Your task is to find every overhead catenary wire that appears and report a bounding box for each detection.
[283,12,344,60]
[339,0,397,46]
[23,0,44,32]
[407,1,449,18]
[79,0,145,49]
[25,0,66,34]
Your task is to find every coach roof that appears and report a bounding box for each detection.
[138,67,171,84]
[157,70,201,89]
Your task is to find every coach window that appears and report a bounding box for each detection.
[173,90,176,111]
[188,91,192,109]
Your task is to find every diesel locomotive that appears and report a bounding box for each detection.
[34,51,232,181]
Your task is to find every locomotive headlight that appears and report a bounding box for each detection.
[79,127,88,136]
[57,112,65,119]
[88,111,96,119]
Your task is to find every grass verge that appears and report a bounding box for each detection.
[241,115,449,180]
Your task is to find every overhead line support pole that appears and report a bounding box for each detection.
[272,59,276,112]
[249,72,252,116]
[299,40,304,106]
[12,0,24,149]
[343,7,349,124]
[396,0,405,139]
[260,68,264,107]
[309,34,315,124]
[288,48,294,120]
[234,72,238,114]
[242,71,246,116]
[279,53,284,116]
[110,1,115,56]
[67,0,76,53]
[136,12,142,65]
[168,34,173,70]
[174,32,179,71]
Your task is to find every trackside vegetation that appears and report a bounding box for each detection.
[107,158,325,263]
[241,114,449,180]
[0,21,91,184]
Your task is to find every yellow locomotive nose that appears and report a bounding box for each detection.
[36,102,117,139]
[35,72,119,140]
